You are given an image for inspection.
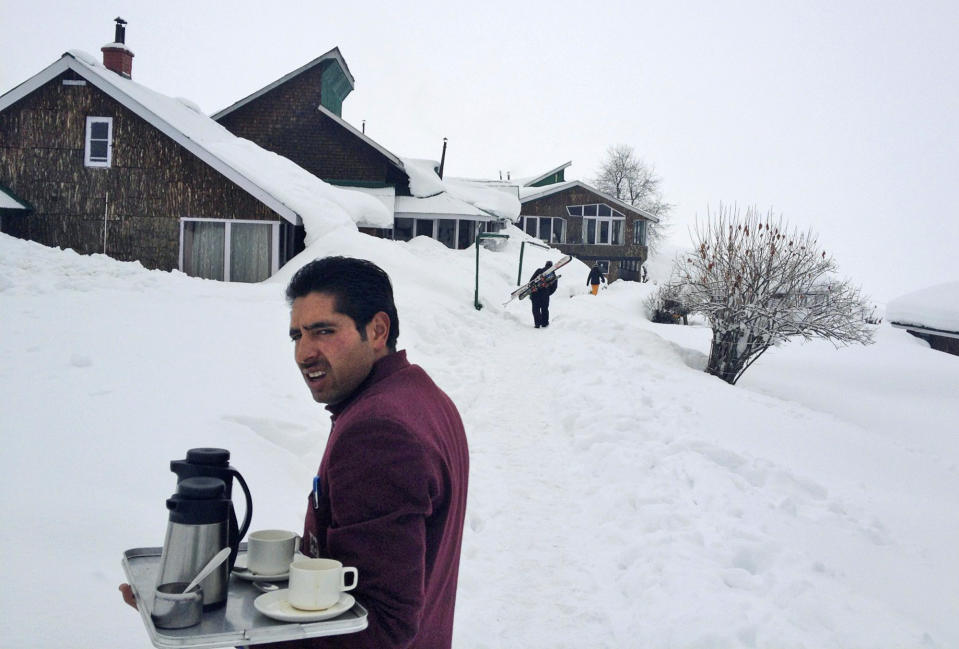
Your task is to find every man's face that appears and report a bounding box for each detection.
[289,292,379,405]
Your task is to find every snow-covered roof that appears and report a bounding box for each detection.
[521,161,572,187]
[0,183,30,211]
[519,180,660,223]
[210,47,354,122]
[0,51,391,241]
[887,282,959,337]
[395,194,493,220]
[337,185,396,226]
[401,158,520,222]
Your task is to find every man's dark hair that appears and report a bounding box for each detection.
[286,256,399,350]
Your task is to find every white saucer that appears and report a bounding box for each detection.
[253,590,355,622]
[232,555,303,581]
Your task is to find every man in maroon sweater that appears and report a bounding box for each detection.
[276,256,470,649]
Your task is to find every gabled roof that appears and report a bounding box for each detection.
[0,51,391,231]
[316,104,405,172]
[519,180,660,222]
[210,47,354,122]
[522,161,572,187]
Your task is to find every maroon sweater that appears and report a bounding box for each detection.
[292,351,469,649]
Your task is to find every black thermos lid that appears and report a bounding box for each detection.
[185,448,231,466]
[167,477,229,524]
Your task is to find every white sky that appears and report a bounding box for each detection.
[2,0,957,301]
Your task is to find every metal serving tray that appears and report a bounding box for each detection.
[122,545,368,648]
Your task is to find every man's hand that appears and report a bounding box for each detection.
[119,583,138,610]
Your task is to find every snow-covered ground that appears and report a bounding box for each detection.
[1,228,957,649]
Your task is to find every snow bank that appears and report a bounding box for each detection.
[2,228,958,649]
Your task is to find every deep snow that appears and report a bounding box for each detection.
[0,228,957,649]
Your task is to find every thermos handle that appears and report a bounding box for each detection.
[232,469,253,542]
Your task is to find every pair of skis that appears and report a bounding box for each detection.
[503,255,572,305]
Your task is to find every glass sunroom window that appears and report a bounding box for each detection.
[437,219,456,248]
[539,218,553,243]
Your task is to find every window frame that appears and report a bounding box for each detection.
[393,217,491,249]
[567,204,625,245]
[84,116,113,168]
[520,216,566,244]
[633,220,647,246]
[178,217,281,282]
[583,216,625,245]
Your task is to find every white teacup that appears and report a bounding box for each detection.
[288,558,358,611]
[246,529,301,576]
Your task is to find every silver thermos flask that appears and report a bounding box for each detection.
[156,476,230,609]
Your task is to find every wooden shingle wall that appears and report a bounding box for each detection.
[0,71,278,271]
[215,62,408,191]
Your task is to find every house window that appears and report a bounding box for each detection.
[583,217,625,245]
[437,219,456,248]
[567,204,625,245]
[414,219,435,238]
[85,117,113,167]
[180,219,280,282]
[597,260,610,274]
[520,216,566,243]
[633,220,647,246]
[393,218,414,241]
[393,217,489,249]
[457,220,480,249]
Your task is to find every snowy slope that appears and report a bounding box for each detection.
[1,230,957,649]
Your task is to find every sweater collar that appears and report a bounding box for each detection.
[325,350,409,419]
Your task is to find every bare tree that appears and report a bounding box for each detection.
[593,144,672,251]
[673,204,875,385]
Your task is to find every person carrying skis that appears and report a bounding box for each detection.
[587,263,606,295]
[530,260,558,328]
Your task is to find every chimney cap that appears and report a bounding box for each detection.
[114,17,127,25]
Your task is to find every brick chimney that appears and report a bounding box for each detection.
[101,17,134,78]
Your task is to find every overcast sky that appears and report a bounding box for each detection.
[2,1,956,302]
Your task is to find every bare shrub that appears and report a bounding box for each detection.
[674,204,875,384]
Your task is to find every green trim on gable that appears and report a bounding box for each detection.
[530,169,566,187]
[320,61,353,117]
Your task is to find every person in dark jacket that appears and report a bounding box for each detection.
[529,260,558,328]
[118,259,469,649]
[279,257,469,649]
[587,264,606,295]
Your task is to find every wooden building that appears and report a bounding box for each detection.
[516,162,658,282]
[213,48,410,193]
[0,22,368,282]
[212,49,516,249]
